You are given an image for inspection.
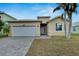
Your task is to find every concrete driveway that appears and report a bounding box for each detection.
[0,37,34,56]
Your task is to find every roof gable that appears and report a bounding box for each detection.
[47,15,69,23]
[0,11,16,20]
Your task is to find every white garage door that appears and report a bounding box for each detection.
[12,27,36,36]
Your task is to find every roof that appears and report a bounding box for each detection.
[7,20,42,23]
[37,16,50,19]
[0,11,16,20]
[72,22,79,26]
[47,16,63,23]
[47,15,69,23]
[7,15,68,23]
[73,25,79,27]
[18,19,36,20]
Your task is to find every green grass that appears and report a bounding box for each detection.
[26,34,79,56]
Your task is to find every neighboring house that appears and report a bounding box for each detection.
[0,11,16,22]
[72,22,79,34]
[8,15,69,36]
[0,11,16,35]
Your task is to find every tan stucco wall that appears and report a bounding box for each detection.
[38,18,50,23]
[8,22,40,36]
[47,18,69,36]
[8,17,69,36]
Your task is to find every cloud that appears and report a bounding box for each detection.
[0,4,64,19]
[32,4,62,18]
[39,7,54,16]
[31,4,43,11]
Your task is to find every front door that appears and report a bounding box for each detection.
[40,24,47,35]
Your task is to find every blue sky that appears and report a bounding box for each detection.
[0,3,79,22]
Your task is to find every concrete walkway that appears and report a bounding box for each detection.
[0,37,34,56]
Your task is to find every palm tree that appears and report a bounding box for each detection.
[53,3,69,38]
[53,3,77,39]
[67,3,77,39]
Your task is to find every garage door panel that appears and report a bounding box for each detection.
[12,27,36,36]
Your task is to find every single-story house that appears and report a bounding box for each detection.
[72,22,79,34]
[7,15,69,36]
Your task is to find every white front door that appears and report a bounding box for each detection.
[12,27,36,36]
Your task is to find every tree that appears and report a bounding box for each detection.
[3,23,10,36]
[53,3,77,39]
[53,3,69,38]
[0,20,4,32]
[67,3,77,39]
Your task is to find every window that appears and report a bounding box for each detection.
[73,27,76,31]
[56,23,62,31]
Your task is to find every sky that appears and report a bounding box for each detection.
[0,3,79,22]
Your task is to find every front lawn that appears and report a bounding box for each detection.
[26,34,79,56]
